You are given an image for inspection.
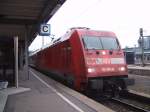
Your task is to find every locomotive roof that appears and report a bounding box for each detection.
[30,28,116,56]
[52,28,116,44]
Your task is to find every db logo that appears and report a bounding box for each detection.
[102,58,111,64]
[39,24,50,36]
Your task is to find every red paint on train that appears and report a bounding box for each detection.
[31,28,131,92]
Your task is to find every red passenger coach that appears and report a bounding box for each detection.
[31,27,133,95]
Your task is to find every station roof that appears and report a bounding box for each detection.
[0,0,65,44]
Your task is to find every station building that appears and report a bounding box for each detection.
[124,37,150,64]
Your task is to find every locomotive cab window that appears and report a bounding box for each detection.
[101,37,119,50]
[82,36,103,50]
[82,36,119,50]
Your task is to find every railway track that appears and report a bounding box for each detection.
[89,91,150,112]
[111,97,150,112]
[109,91,150,112]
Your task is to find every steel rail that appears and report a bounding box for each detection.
[111,97,150,112]
[124,92,150,104]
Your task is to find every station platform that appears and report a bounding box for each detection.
[2,68,114,112]
[127,64,150,96]
[128,74,150,96]
[128,65,150,70]
[128,65,150,76]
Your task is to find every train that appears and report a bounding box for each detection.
[30,27,134,96]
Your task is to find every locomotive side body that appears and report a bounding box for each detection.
[33,30,86,90]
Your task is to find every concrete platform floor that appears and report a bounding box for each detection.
[128,74,150,96]
[128,65,150,70]
[0,87,30,112]
[128,65,150,76]
[4,68,114,112]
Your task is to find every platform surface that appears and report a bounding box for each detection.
[4,68,114,112]
[0,87,30,112]
[128,74,150,95]
[128,65,150,70]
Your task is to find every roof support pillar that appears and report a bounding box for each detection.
[14,36,18,88]
[19,45,24,70]
[25,27,29,80]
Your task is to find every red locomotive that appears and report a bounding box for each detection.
[31,27,133,95]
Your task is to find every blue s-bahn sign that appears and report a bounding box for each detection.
[39,24,51,36]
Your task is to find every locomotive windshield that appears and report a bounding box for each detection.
[82,36,119,50]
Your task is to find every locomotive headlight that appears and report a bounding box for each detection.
[119,67,125,71]
[102,51,106,55]
[88,68,95,73]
